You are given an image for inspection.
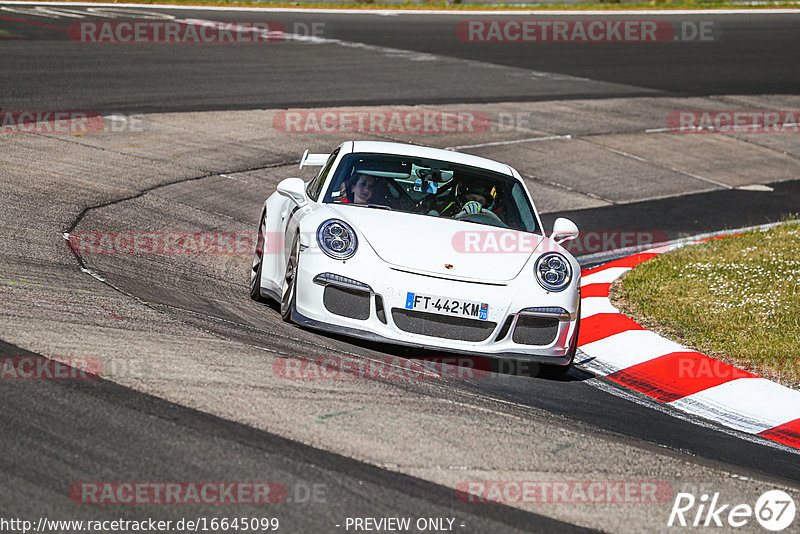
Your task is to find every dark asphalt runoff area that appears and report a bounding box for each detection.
[0,339,591,533]
[1,8,799,111]
[541,178,800,261]
[1,4,799,532]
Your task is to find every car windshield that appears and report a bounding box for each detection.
[322,153,540,233]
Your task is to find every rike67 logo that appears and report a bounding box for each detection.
[668,490,796,531]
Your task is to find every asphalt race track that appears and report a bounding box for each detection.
[2,8,800,111]
[1,4,799,533]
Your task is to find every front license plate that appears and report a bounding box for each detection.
[404,292,489,321]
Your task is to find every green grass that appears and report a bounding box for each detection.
[31,0,800,10]
[612,221,800,389]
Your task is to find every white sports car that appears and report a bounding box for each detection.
[250,141,581,372]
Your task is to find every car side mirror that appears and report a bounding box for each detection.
[277,178,308,207]
[551,217,579,244]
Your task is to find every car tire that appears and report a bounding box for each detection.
[280,234,300,322]
[249,211,267,303]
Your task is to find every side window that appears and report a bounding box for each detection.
[306,148,339,201]
[510,182,538,233]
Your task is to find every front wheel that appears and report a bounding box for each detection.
[249,212,267,302]
[280,235,300,322]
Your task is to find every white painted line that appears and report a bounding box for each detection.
[3,2,800,15]
[447,134,571,151]
[737,184,774,191]
[600,146,649,163]
[679,169,734,190]
[645,126,702,133]
[580,330,685,375]
[581,266,630,286]
[580,296,618,318]
[166,17,588,86]
[644,243,682,255]
[670,378,800,434]
[647,123,800,134]
[80,267,106,282]
[220,173,248,184]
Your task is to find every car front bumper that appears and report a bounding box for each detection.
[292,246,580,365]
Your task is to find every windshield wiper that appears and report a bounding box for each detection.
[366,204,394,211]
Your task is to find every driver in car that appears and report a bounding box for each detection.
[341,172,377,204]
[454,181,497,219]
[351,173,377,204]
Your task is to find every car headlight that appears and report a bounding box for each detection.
[317,219,358,260]
[535,253,571,292]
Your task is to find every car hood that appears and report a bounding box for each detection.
[326,205,544,282]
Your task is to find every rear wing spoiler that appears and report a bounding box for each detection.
[299,150,329,169]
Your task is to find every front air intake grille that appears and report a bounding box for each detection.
[391,308,496,342]
[512,316,559,346]
[323,286,370,320]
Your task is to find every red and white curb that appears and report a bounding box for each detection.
[576,240,800,451]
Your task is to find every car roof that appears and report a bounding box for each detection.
[348,141,516,177]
